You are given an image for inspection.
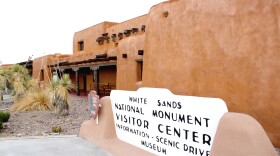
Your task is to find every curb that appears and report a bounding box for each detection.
[0,135,78,141]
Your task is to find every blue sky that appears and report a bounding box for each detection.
[0,0,166,64]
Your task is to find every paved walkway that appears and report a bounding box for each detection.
[0,135,113,156]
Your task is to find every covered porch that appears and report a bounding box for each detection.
[48,56,117,97]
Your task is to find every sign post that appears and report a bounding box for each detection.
[110,88,228,156]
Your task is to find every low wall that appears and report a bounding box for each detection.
[79,96,277,156]
[78,96,154,156]
[210,113,277,156]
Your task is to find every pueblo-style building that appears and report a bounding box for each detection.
[32,17,147,97]
[7,0,280,149]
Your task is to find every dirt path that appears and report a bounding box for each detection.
[0,94,91,137]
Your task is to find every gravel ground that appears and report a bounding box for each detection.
[0,94,90,137]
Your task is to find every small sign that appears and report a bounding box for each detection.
[110,88,228,156]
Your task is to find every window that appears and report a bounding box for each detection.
[136,59,143,81]
[78,41,84,51]
[40,70,44,81]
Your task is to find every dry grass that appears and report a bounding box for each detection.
[12,90,53,112]
[10,73,74,114]
[26,79,40,92]
[13,79,25,102]
[1,65,55,112]
[0,74,6,90]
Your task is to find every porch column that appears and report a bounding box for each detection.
[90,66,99,94]
[73,67,80,96]
[83,72,86,92]
[59,68,65,76]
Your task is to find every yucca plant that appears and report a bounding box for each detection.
[10,67,52,112]
[10,64,29,78]
[0,69,12,91]
[2,65,31,101]
[2,65,55,112]
[50,74,74,116]
[9,65,30,85]
[3,65,74,114]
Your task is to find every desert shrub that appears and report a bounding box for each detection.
[0,111,10,122]
[52,126,62,133]
[11,74,53,112]
[0,73,6,90]
[12,90,52,112]
[0,65,31,101]
[0,121,3,130]
[26,79,40,93]
[7,67,73,114]
[13,79,25,102]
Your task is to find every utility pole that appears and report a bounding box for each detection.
[24,55,33,67]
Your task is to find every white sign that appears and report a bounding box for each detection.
[110,88,228,156]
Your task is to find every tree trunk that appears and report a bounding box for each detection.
[54,95,69,116]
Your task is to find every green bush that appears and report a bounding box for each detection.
[0,111,10,122]
[0,121,3,130]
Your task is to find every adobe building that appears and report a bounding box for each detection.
[32,54,71,87]
[30,0,280,150]
[36,16,147,97]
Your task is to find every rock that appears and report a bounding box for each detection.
[42,132,48,136]
[3,123,9,129]
[16,134,22,137]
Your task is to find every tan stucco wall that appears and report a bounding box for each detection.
[99,66,116,84]
[106,15,147,38]
[79,74,85,90]
[116,35,145,90]
[86,74,93,91]
[71,15,147,62]
[143,0,280,147]
[33,53,71,84]
[32,55,53,83]
[73,22,118,55]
